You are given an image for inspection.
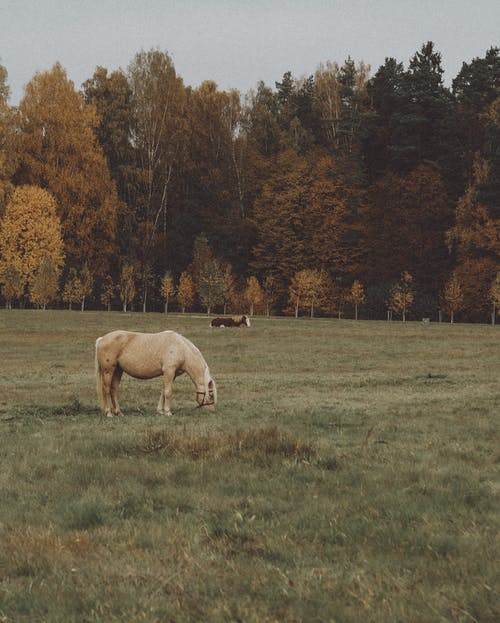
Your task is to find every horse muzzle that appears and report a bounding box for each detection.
[196,390,216,411]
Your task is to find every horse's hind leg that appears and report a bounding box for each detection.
[100,368,114,417]
[110,368,124,417]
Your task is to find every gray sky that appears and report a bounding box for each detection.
[1,0,499,104]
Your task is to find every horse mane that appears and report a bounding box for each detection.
[205,366,217,404]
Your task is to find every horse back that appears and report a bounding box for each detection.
[97,330,176,378]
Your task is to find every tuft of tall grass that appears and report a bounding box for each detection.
[136,426,316,465]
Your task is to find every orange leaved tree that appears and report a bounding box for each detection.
[244,276,264,316]
[350,280,366,320]
[16,63,118,277]
[0,185,64,297]
[444,274,464,323]
[161,272,175,313]
[177,272,195,313]
[289,269,329,318]
[389,272,415,322]
[30,256,59,309]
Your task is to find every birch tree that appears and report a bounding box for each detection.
[127,50,186,302]
[444,274,464,324]
[177,272,195,313]
[161,272,175,313]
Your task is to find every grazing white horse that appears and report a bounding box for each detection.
[95,330,217,417]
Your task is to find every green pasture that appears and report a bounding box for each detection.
[0,310,498,622]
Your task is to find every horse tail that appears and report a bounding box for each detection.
[95,338,106,412]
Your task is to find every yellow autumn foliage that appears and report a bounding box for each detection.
[0,185,64,290]
[16,63,118,276]
[177,272,195,312]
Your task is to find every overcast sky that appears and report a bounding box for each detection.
[1,0,499,104]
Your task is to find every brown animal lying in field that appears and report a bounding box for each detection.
[210,315,251,328]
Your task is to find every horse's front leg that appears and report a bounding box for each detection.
[110,368,124,416]
[158,367,175,416]
[99,368,115,418]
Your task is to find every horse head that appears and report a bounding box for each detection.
[196,368,217,411]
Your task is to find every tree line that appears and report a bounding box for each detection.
[0,42,499,321]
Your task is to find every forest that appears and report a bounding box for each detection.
[0,42,499,321]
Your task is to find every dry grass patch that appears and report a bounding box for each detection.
[136,426,316,464]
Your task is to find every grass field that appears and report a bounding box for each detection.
[0,310,498,622]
